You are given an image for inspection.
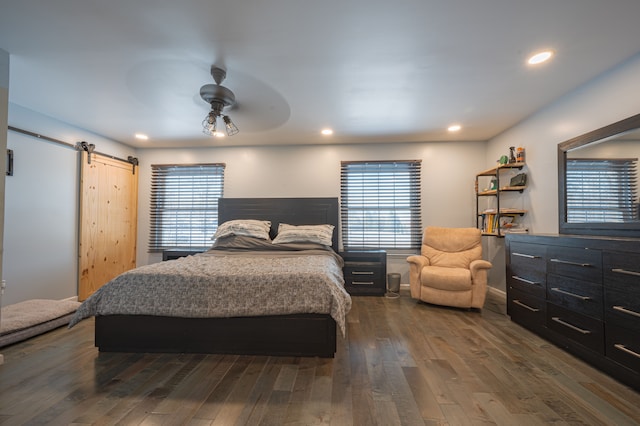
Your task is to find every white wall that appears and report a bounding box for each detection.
[5,51,640,303]
[485,52,640,292]
[2,105,135,306]
[136,140,489,284]
[0,49,8,308]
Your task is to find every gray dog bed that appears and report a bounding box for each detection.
[0,299,81,348]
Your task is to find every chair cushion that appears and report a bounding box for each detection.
[422,226,481,252]
[420,266,472,291]
[421,226,482,268]
[422,246,481,269]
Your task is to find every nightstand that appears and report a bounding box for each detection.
[340,250,387,296]
[162,249,206,261]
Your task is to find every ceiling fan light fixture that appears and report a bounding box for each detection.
[200,66,239,137]
[223,115,239,136]
[202,111,218,136]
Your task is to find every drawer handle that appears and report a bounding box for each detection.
[550,259,592,267]
[614,344,640,359]
[612,305,640,318]
[352,271,374,275]
[513,299,540,312]
[611,268,640,277]
[512,276,540,286]
[550,287,591,301]
[551,317,591,335]
[352,281,374,285]
[513,252,540,259]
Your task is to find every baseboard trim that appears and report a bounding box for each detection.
[488,286,506,299]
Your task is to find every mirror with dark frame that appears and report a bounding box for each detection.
[558,113,640,238]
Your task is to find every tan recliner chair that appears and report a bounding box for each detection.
[406,226,492,309]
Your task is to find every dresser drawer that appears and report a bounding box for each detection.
[605,324,640,373]
[604,251,640,282]
[510,242,547,272]
[547,303,604,354]
[604,287,640,333]
[603,250,640,291]
[547,246,602,283]
[507,288,546,331]
[344,263,384,282]
[508,273,545,298]
[547,274,603,320]
[343,263,385,295]
[508,242,546,298]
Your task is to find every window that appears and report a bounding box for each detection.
[566,158,638,223]
[149,163,225,252]
[341,160,422,249]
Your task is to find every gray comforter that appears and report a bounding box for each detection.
[69,249,351,335]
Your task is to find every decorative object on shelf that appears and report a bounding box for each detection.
[200,66,240,137]
[516,147,525,163]
[509,146,517,163]
[499,215,515,227]
[490,178,498,190]
[510,172,527,187]
[499,155,509,165]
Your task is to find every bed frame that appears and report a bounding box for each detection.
[95,197,341,357]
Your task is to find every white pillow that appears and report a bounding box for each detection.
[272,223,334,246]
[212,219,271,241]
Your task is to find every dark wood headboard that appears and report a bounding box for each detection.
[218,197,340,251]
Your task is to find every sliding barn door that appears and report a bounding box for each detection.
[79,152,138,301]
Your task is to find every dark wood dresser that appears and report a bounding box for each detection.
[505,234,640,391]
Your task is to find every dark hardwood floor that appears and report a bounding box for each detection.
[1,290,639,425]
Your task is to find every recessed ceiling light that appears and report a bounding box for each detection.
[134,133,149,140]
[448,124,462,132]
[321,128,334,136]
[528,50,554,65]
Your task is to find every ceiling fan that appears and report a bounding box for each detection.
[199,66,239,136]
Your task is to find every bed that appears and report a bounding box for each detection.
[69,197,350,357]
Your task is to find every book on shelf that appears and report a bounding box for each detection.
[480,212,526,234]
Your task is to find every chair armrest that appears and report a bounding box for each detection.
[406,255,429,269]
[470,259,492,273]
[406,255,429,299]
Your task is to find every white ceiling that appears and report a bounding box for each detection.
[1,0,640,148]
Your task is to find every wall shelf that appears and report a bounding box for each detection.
[475,162,528,237]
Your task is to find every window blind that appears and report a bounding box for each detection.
[340,160,422,249]
[149,163,225,252]
[566,158,638,223]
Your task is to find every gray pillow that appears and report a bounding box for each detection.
[213,235,328,251]
[212,219,271,241]
[272,223,334,246]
